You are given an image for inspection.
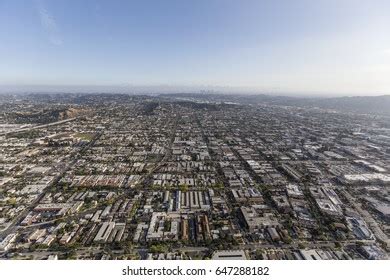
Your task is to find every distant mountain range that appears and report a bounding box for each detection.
[163,93,390,116]
[1,91,389,116]
[280,95,390,116]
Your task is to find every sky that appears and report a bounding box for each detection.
[0,0,390,96]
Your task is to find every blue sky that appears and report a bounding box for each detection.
[1,0,390,95]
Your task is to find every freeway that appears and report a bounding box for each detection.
[0,117,77,136]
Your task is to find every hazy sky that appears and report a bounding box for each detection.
[1,0,390,96]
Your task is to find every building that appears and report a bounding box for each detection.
[212,250,248,260]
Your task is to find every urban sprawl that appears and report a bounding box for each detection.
[0,93,389,260]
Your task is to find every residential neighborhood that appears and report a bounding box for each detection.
[0,93,389,260]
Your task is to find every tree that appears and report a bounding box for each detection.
[179,184,189,192]
[298,242,307,249]
[149,244,168,254]
[8,198,17,207]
